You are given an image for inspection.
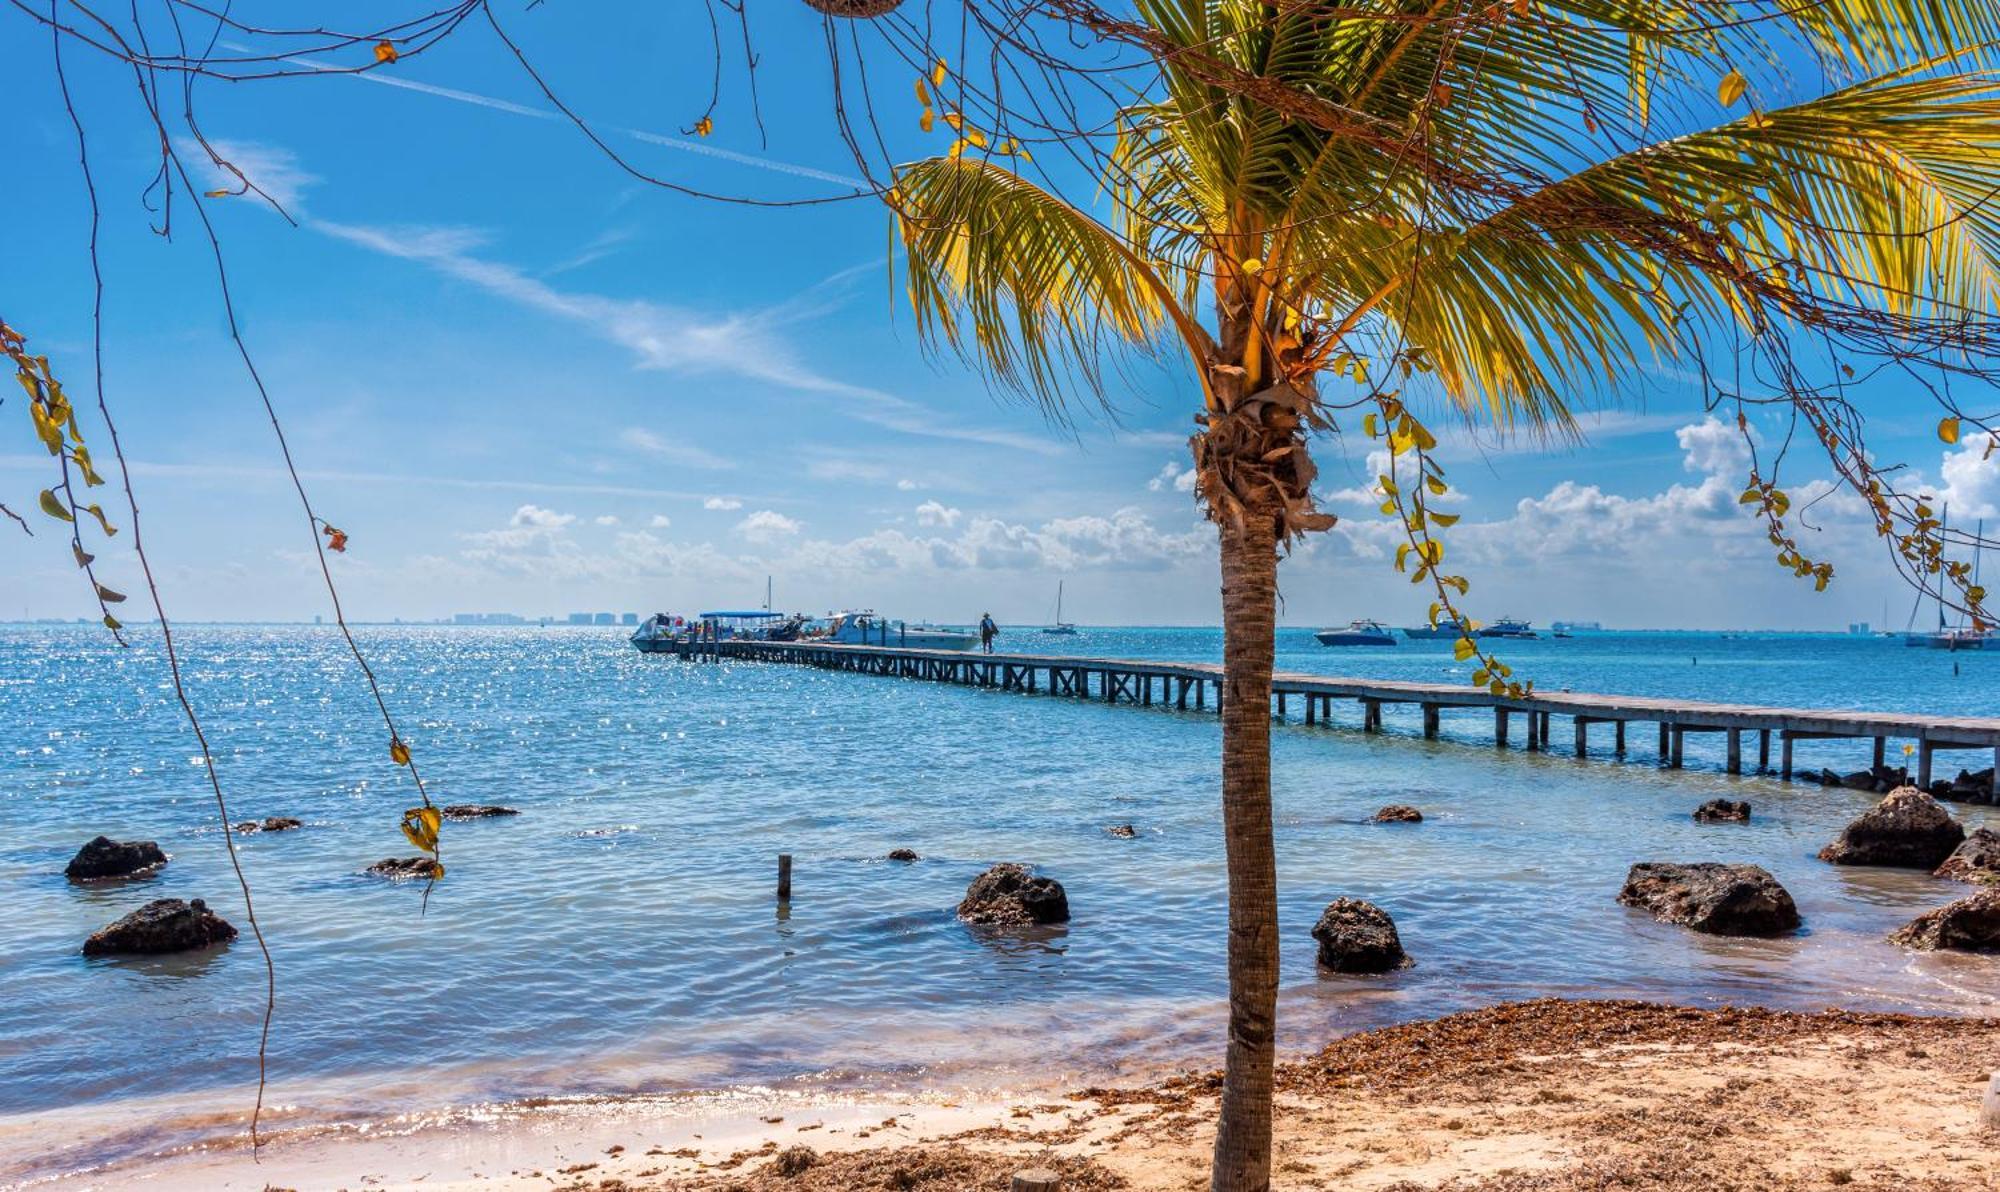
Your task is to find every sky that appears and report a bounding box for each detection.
[3,5,1997,630]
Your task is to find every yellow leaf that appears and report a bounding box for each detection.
[1939,416,1962,444]
[931,57,947,86]
[919,109,935,133]
[38,490,73,522]
[82,503,117,536]
[1718,69,1747,107]
[943,112,964,131]
[1452,636,1477,662]
[1395,543,1411,572]
[373,40,399,64]
[694,116,714,138]
[390,738,412,766]
[204,188,232,199]
[1431,512,1460,528]
[915,78,932,108]
[1361,412,1379,438]
[1241,257,1263,274]
[102,613,122,631]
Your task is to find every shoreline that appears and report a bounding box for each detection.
[22,998,1998,1191]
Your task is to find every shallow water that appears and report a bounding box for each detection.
[3,624,1996,1179]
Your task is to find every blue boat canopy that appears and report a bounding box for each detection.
[698,610,783,619]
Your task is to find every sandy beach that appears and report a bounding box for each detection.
[45,998,1997,1191]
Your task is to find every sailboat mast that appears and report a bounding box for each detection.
[1057,580,1063,624]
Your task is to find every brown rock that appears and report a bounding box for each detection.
[1934,829,2000,885]
[233,817,303,834]
[1692,799,1751,824]
[1617,862,1800,937]
[1817,787,1964,869]
[65,836,168,881]
[441,804,519,820]
[886,848,920,862]
[83,898,236,956]
[1889,890,2000,952]
[367,856,442,880]
[957,863,1068,926]
[1370,805,1423,823]
[1106,824,1139,838]
[1311,898,1410,973]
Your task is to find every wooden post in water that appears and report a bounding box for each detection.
[1658,722,1670,760]
[1670,726,1685,769]
[1874,737,1887,769]
[1759,728,1770,770]
[1781,731,1794,779]
[1363,699,1382,733]
[1615,720,1626,754]
[777,854,792,900]
[1574,717,1588,758]
[1422,704,1440,739]
[1538,712,1551,749]
[1525,710,1541,752]
[1495,707,1510,747]
[1011,1171,1062,1192]
[1727,728,1742,775]
[1919,739,1935,788]
[1276,691,1287,719]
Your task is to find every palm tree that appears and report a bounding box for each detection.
[889,1,2000,1187]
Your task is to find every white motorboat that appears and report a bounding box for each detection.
[817,610,978,651]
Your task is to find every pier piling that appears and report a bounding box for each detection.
[776,854,792,900]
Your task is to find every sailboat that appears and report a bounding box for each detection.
[1905,509,1985,649]
[1043,580,1079,635]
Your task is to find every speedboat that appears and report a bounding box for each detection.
[1401,618,1469,640]
[629,613,684,653]
[819,610,978,651]
[1477,617,1539,639]
[1315,619,1397,646]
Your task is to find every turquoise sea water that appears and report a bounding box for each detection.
[3,624,1998,1179]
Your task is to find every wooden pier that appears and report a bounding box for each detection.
[673,639,2000,786]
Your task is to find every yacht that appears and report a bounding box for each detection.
[1043,580,1079,636]
[1477,617,1539,640]
[817,610,978,651]
[629,613,684,653]
[1402,617,1470,640]
[1315,619,1397,647]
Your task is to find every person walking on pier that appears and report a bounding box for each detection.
[979,612,999,654]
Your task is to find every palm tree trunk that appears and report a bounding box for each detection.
[1210,508,1280,1192]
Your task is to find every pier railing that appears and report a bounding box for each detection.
[668,639,2000,786]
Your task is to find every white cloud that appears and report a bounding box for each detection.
[617,426,732,471]
[511,504,575,529]
[738,510,802,542]
[1676,416,1754,477]
[188,139,321,210]
[703,496,743,511]
[915,500,963,528]
[896,478,923,491]
[1148,461,1198,494]
[649,514,674,529]
[1940,435,2000,519]
[594,515,620,526]
[313,220,1065,456]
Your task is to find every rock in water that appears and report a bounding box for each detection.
[441,804,519,820]
[886,848,920,862]
[1817,787,1965,869]
[1310,898,1410,973]
[1692,799,1751,824]
[1106,824,1139,839]
[957,863,1069,926]
[233,817,303,834]
[1889,890,2000,952]
[1370,805,1423,824]
[1617,862,1800,937]
[367,857,443,880]
[83,898,236,956]
[1935,829,2000,884]
[64,836,167,881]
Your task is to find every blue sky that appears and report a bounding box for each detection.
[3,6,1994,629]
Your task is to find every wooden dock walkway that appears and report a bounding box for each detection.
[672,639,2000,787]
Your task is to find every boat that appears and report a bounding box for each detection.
[1043,580,1079,636]
[1477,616,1539,639]
[1401,618,1470,640]
[629,613,685,653]
[816,610,978,651]
[1904,510,1986,649]
[1315,619,1397,646]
